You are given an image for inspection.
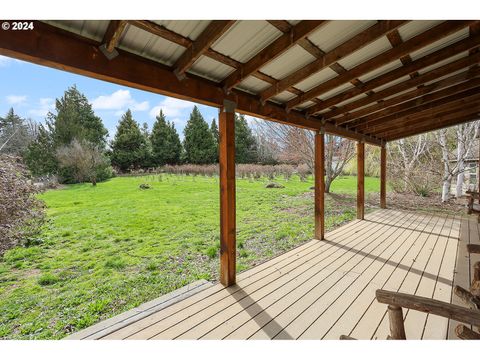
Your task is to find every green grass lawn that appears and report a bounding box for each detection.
[0,174,380,339]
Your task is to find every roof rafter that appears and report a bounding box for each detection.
[305,33,480,116]
[99,20,128,59]
[173,20,235,80]
[319,50,480,121]
[0,21,382,146]
[261,20,408,102]
[223,20,327,92]
[335,67,480,126]
[357,83,480,133]
[287,20,476,111]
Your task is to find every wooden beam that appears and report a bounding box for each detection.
[386,29,418,79]
[260,20,408,102]
[387,305,407,339]
[286,21,475,110]
[305,31,480,116]
[223,20,327,92]
[173,20,235,79]
[100,20,127,59]
[323,51,480,121]
[376,289,480,327]
[219,101,236,287]
[357,141,365,220]
[368,90,480,136]
[315,130,325,240]
[126,20,191,47]
[384,112,480,141]
[335,67,480,126]
[354,79,480,132]
[380,145,387,209]
[0,22,383,146]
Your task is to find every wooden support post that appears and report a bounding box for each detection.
[315,130,325,240]
[380,144,387,209]
[387,305,407,339]
[219,100,236,287]
[357,141,365,220]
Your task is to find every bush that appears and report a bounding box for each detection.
[0,155,46,256]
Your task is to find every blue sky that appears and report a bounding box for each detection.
[0,54,244,141]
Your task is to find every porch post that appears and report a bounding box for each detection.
[380,144,387,209]
[219,100,236,287]
[315,130,325,240]
[357,141,365,220]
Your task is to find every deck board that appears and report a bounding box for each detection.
[71,209,465,340]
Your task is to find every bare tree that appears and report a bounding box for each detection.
[56,138,108,186]
[254,120,354,192]
[436,121,480,202]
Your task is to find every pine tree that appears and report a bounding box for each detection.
[150,109,182,166]
[210,118,219,162]
[47,85,108,148]
[24,124,58,176]
[0,108,34,155]
[183,106,216,164]
[110,109,148,172]
[235,114,258,163]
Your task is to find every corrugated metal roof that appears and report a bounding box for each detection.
[259,45,316,80]
[337,36,393,70]
[410,28,470,60]
[189,56,235,82]
[210,21,281,63]
[358,60,403,83]
[417,51,468,75]
[271,91,297,103]
[307,20,377,53]
[236,75,271,94]
[295,67,338,92]
[317,82,355,101]
[397,20,444,42]
[152,20,211,41]
[43,20,109,42]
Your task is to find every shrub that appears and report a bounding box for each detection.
[0,155,46,256]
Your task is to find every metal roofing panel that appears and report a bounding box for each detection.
[271,91,297,103]
[189,56,235,82]
[417,51,468,75]
[410,28,470,60]
[357,59,403,83]
[119,25,185,66]
[334,93,367,108]
[397,20,444,42]
[235,75,271,94]
[307,20,377,53]
[260,45,316,80]
[423,67,471,85]
[211,21,282,63]
[295,100,316,110]
[294,67,338,92]
[44,20,110,42]
[372,74,410,92]
[336,36,393,70]
[152,20,211,41]
[317,82,355,101]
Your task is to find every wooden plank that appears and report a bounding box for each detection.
[154,210,406,339]
[357,142,365,220]
[380,146,386,209]
[376,289,480,328]
[352,214,446,339]
[173,21,235,79]
[103,210,395,339]
[216,212,420,340]
[259,20,408,102]
[101,20,127,54]
[305,33,480,116]
[286,21,475,110]
[315,131,325,240]
[219,103,236,286]
[223,20,327,91]
[322,213,440,339]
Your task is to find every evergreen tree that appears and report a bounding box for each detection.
[141,122,154,168]
[235,114,258,163]
[24,124,57,176]
[47,85,108,148]
[150,109,182,166]
[110,110,148,172]
[210,118,219,162]
[0,108,35,155]
[183,106,216,164]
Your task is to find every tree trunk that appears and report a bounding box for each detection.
[456,134,465,197]
[442,176,452,202]
[325,178,331,193]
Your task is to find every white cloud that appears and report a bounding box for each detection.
[149,97,197,119]
[90,89,149,112]
[6,95,27,105]
[29,98,55,117]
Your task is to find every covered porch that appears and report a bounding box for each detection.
[67,208,475,340]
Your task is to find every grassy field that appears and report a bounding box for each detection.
[0,174,380,339]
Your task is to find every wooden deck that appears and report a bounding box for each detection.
[70,209,469,340]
